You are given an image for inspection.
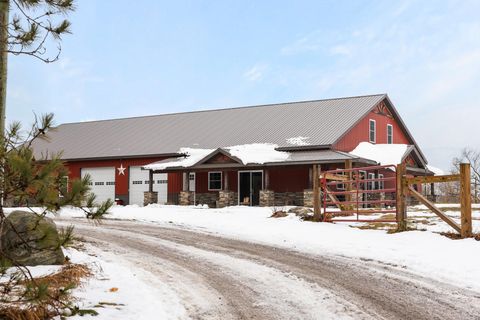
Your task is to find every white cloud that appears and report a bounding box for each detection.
[329,45,352,57]
[275,1,480,169]
[280,31,324,55]
[243,64,268,81]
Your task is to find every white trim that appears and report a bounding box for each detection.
[387,124,393,144]
[369,119,376,143]
[237,170,264,206]
[368,172,376,190]
[378,173,384,190]
[208,171,222,191]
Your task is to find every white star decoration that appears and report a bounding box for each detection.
[117,164,126,175]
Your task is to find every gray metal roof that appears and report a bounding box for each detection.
[32,94,387,160]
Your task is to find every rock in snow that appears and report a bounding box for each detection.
[1,210,65,266]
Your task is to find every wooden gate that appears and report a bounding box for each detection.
[320,164,398,223]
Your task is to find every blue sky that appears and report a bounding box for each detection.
[7,0,480,169]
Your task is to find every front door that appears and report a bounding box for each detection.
[238,171,263,206]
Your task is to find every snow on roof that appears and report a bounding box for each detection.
[350,142,409,166]
[227,143,290,164]
[143,144,291,170]
[286,136,311,146]
[143,148,214,170]
[426,165,445,176]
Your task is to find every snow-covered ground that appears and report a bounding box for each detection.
[65,246,185,319]
[44,204,480,293]
[4,204,479,318]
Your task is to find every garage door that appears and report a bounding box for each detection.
[81,167,115,203]
[129,166,168,205]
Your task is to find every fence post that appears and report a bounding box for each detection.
[396,163,407,231]
[313,164,321,222]
[460,163,472,238]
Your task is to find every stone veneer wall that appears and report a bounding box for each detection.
[195,193,219,208]
[218,191,237,208]
[144,191,158,206]
[273,192,304,206]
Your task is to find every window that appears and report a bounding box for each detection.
[367,173,376,190]
[378,174,384,190]
[358,170,367,190]
[387,124,393,144]
[95,181,105,186]
[369,119,376,143]
[208,172,222,190]
[106,181,115,186]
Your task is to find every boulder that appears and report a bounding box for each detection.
[1,210,65,266]
[288,207,313,218]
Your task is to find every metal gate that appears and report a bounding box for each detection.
[321,164,398,222]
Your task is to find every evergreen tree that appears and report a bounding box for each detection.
[0,2,113,317]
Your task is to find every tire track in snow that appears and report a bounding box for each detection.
[61,219,480,320]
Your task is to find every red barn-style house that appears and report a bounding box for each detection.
[32,94,433,207]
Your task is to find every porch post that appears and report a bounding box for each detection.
[313,164,321,221]
[345,160,352,206]
[148,170,154,192]
[308,167,313,189]
[182,172,189,192]
[224,171,229,191]
[264,169,270,190]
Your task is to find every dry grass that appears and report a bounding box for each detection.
[439,231,480,241]
[270,210,288,218]
[0,263,91,320]
[356,222,397,231]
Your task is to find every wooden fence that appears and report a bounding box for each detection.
[314,163,473,238]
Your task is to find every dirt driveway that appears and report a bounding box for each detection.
[59,218,480,320]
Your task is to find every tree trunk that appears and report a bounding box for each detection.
[0,0,8,144]
[0,0,8,207]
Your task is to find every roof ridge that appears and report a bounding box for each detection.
[58,93,387,127]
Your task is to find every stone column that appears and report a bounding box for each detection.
[260,190,275,207]
[218,190,235,208]
[179,191,193,206]
[144,191,158,206]
[303,189,313,207]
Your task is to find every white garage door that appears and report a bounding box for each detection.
[129,166,168,205]
[81,167,115,203]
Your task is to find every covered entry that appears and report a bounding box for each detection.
[238,171,263,206]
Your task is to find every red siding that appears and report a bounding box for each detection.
[168,172,182,194]
[194,170,238,193]
[335,110,411,152]
[268,166,310,192]
[65,157,168,198]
